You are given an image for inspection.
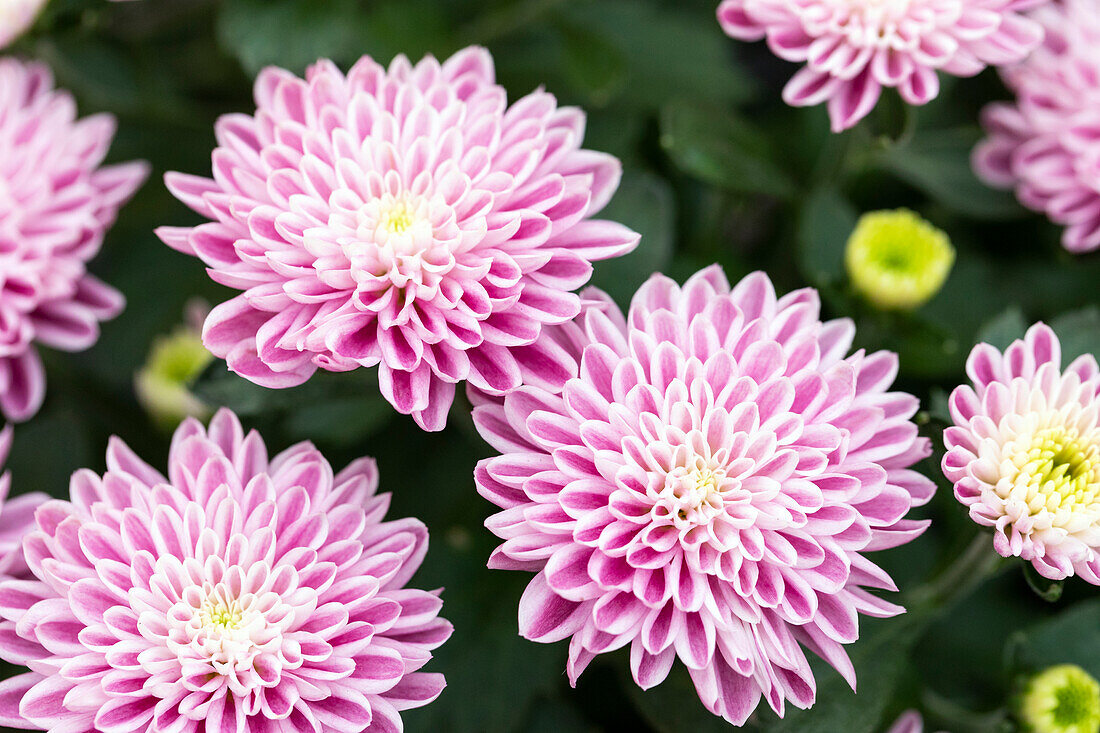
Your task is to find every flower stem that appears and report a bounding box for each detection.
[906,532,1009,615]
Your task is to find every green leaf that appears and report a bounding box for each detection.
[523,697,600,733]
[1007,599,1100,678]
[557,20,628,107]
[768,614,927,733]
[977,307,1029,351]
[1022,563,1065,603]
[192,365,394,447]
[880,128,1024,220]
[561,0,757,110]
[1050,307,1100,362]
[217,0,367,75]
[797,187,859,286]
[660,104,796,198]
[626,664,731,733]
[589,170,676,305]
[927,387,952,425]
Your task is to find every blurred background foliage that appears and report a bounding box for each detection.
[3,0,1100,731]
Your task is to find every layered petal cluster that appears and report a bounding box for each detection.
[473,266,936,724]
[944,323,1100,582]
[0,426,47,579]
[0,59,148,422]
[0,409,452,732]
[717,0,1045,131]
[974,0,1100,253]
[157,47,638,431]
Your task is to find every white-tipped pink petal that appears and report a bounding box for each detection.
[944,322,1100,584]
[0,59,146,422]
[474,266,933,725]
[974,0,1100,254]
[720,0,1043,131]
[161,47,638,430]
[0,408,452,731]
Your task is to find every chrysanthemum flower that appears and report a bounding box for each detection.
[845,209,955,311]
[0,409,452,732]
[717,0,1045,132]
[157,47,639,432]
[473,266,936,724]
[0,426,47,579]
[1019,664,1100,733]
[974,0,1100,253]
[0,59,148,422]
[944,323,1100,582]
[0,0,47,48]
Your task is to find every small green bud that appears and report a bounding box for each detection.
[845,208,955,310]
[1019,664,1100,733]
[135,325,214,429]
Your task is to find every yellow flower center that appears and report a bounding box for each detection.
[199,599,245,632]
[1011,427,1100,516]
[672,467,724,520]
[378,199,417,236]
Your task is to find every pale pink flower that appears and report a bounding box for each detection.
[157,47,638,431]
[0,409,452,732]
[473,266,935,724]
[944,323,1100,582]
[0,426,47,579]
[0,0,48,48]
[974,0,1100,253]
[0,59,148,422]
[717,0,1045,132]
[885,710,946,733]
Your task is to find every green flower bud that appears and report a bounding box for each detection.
[135,325,214,429]
[1020,664,1100,733]
[845,208,955,310]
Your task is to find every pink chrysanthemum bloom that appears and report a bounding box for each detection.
[0,59,148,422]
[717,0,1045,132]
[974,0,1100,253]
[0,409,452,732]
[0,426,47,579]
[472,266,936,724]
[156,47,638,432]
[944,323,1100,583]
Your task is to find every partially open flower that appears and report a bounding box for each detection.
[474,266,935,724]
[846,209,955,310]
[1019,664,1100,733]
[0,0,47,49]
[0,409,452,732]
[944,323,1100,582]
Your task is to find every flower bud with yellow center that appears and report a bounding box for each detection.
[1019,664,1100,733]
[845,208,955,310]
